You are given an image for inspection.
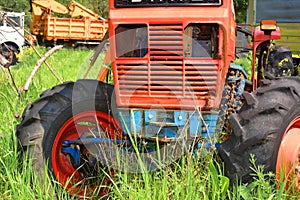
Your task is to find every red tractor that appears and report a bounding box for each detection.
[16,0,300,197]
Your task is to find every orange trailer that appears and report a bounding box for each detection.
[31,0,108,45]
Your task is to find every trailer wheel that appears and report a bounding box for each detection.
[218,77,300,188]
[16,80,121,197]
[1,44,18,65]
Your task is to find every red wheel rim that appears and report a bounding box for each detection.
[276,116,300,190]
[51,110,122,196]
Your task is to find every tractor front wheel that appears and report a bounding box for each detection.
[16,80,121,197]
[218,77,300,189]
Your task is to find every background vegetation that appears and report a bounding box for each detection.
[234,0,248,23]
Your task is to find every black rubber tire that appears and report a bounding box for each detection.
[16,80,116,195]
[218,77,300,184]
[1,44,18,65]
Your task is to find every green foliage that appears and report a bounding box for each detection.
[234,52,253,78]
[231,155,300,199]
[233,0,248,23]
[111,153,231,200]
[0,0,31,29]
[55,0,108,18]
[0,0,29,13]
[0,46,91,199]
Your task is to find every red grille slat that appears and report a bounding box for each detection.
[149,50,183,55]
[150,77,182,81]
[150,36,183,40]
[149,31,181,35]
[119,90,148,95]
[185,77,217,81]
[150,56,183,60]
[117,65,148,70]
[149,25,182,29]
[150,60,182,65]
[119,80,148,85]
[150,46,182,50]
[150,41,183,45]
[120,85,148,89]
[185,72,218,76]
[118,71,148,75]
[150,71,182,75]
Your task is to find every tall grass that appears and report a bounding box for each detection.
[0,46,91,199]
[0,46,299,199]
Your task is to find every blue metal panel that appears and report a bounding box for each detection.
[254,0,300,23]
[132,110,142,133]
[144,110,158,137]
[144,110,157,124]
[144,110,185,138]
[189,112,202,137]
[119,110,131,135]
[201,113,219,138]
[230,63,247,77]
[119,109,219,151]
[119,110,142,135]
[174,111,187,126]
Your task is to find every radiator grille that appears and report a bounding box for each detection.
[116,24,218,108]
[149,24,184,95]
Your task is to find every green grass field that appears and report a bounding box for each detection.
[0,46,299,199]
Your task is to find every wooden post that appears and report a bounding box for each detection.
[20,45,63,93]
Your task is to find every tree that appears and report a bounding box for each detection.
[0,0,31,29]
[56,0,108,18]
[233,0,248,23]
[0,0,30,13]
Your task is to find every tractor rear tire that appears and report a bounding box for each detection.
[16,80,120,197]
[218,77,300,185]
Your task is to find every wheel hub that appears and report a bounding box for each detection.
[61,133,130,169]
[51,111,122,196]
